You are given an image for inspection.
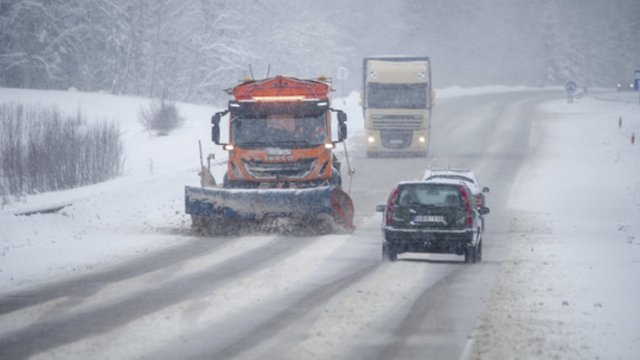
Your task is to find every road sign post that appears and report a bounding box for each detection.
[565,81,577,104]
[337,66,348,100]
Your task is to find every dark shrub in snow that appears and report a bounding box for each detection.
[138,99,184,136]
[0,103,124,200]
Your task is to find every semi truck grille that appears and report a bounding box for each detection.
[371,115,423,130]
[381,130,412,149]
[243,158,316,179]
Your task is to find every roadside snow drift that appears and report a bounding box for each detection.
[474,92,640,359]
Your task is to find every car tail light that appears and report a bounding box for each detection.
[385,185,400,225]
[459,186,473,227]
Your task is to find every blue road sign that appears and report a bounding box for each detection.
[565,81,577,93]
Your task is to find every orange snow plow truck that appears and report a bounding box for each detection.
[185,76,354,234]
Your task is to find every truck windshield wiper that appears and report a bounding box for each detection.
[273,140,319,147]
[237,141,267,147]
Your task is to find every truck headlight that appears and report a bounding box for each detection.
[418,136,426,143]
[367,136,375,143]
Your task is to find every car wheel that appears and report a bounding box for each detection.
[383,243,397,262]
[464,249,472,263]
[465,245,477,264]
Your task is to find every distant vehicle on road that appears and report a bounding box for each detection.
[362,56,434,157]
[376,179,489,263]
[616,81,635,91]
[423,168,490,209]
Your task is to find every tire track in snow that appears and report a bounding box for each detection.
[0,235,320,359]
[0,235,230,315]
[369,263,495,360]
[189,261,380,360]
[135,217,381,360]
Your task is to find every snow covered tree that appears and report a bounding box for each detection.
[2,0,640,95]
[0,0,72,88]
[175,0,254,103]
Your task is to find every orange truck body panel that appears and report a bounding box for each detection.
[225,76,335,187]
[232,76,330,100]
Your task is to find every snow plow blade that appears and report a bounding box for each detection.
[185,185,354,233]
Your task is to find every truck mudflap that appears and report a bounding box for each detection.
[185,185,354,233]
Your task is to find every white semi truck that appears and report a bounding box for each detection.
[362,56,433,157]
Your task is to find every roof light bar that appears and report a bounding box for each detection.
[252,95,307,102]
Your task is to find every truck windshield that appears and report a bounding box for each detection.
[367,83,429,109]
[231,112,326,148]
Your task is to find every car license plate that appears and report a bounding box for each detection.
[414,215,445,223]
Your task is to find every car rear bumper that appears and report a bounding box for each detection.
[382,227,476,255]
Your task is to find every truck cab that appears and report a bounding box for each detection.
[185,75,355,233]
[211,76,347,189]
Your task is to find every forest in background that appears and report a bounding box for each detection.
[1,0,639,105]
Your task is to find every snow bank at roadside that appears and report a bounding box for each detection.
[474,92,640,359]
[0,88,216,291]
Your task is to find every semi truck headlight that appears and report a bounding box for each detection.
[418,136,426,143]
[367,136,375,143]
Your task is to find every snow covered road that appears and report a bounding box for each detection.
[1,88,638,359]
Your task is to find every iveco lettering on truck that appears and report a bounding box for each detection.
[362,56,433,157]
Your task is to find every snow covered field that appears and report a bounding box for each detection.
[0,87,219,290]
[1,87,639,358]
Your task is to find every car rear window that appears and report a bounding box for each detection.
[397,184,462,207]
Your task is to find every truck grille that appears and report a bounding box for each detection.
[243,158,316,179]
[371,115,423,130]
[381,130,412,149]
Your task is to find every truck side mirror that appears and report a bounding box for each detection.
[338,121,347,141]
[211,125,220,144]
[335,110,347,141]
[329,108,348,142]
[211,113,221,126]
[211,112,225,144]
